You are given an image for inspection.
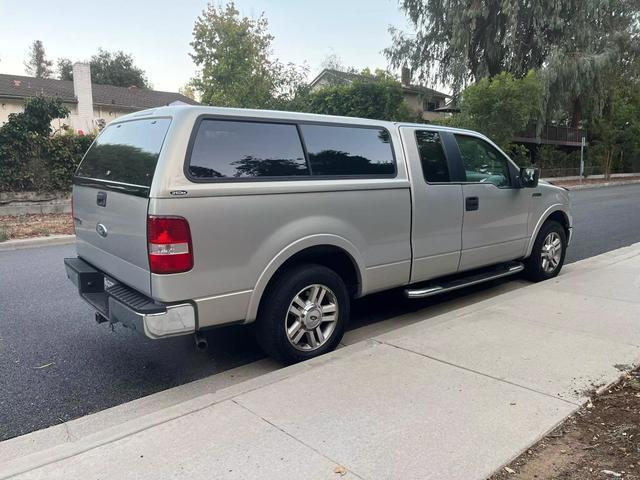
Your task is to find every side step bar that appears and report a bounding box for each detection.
[404,262,525,299]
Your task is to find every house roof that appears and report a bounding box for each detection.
[0,73,199,109]
[309,68,450,99]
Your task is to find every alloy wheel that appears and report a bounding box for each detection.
[285,284,338,351]
[541,231,562,273]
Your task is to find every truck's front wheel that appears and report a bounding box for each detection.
[256,263,349,364]
[524,220,567,282]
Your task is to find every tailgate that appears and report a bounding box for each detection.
[74,186,151,295]
[72,117,172,296]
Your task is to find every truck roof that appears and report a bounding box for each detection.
[112,105,482,137]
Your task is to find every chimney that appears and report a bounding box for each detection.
[401,66,411,86]
[72,62,94,128]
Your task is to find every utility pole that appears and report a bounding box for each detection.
[580,136,586,179]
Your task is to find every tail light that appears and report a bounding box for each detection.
[147,216,193,274]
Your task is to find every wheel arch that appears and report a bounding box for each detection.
[525,205,571,257]
[245,235,365,322]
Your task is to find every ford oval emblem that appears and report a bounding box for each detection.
[96,223,108,238]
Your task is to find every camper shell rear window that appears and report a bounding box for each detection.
[75,118,171,188]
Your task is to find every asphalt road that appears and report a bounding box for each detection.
[1,184,639,441]
[563,184,640,264]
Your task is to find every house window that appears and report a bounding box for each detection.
[424,100,439,112]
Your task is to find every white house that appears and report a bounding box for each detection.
[0,63,198,133]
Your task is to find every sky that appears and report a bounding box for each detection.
[0,0,413,93]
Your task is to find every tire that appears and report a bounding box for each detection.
[255,263,350,364]
[524,220,567,282]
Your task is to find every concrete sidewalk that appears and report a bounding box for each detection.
[2,244,640,480]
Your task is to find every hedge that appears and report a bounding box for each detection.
[0,133,94,192]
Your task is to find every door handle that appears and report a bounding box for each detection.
[96,191,107,207]
[465,196,479,211]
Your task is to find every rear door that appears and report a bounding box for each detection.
[72,118,171,295]
[400,127,463,283]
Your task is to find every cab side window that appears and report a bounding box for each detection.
[416,130,450,183]
[454,134,511,187]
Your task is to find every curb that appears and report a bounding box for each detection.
[551,179,640,190]
[0,234,75,252]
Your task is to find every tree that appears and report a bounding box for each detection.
[89,49,148,88]
[179,84,197,100]
[449,71,542,149]
[189,2,307,109]
[386,0,639,124]
[55,50,149,87]
[539,2,640,126]
[303,70,413,122]
[24,40,53,78]
[0,96,70,191]
[590,81,640,178]
[0,96,69,138]
[57,58,73,81]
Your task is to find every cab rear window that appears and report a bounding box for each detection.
[76,118,171,187]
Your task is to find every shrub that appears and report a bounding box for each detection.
[455,71,542,149]
[536,145,580,177]
[303,71,414,122]
[44,133,95,191]
[0,132,93,192]
[0,96,94,192]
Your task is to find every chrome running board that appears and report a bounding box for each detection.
[404,262,525,299]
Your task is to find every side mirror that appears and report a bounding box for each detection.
[519,166,540,188]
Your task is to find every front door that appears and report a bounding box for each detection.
[452,134,531,271]
[400,127,464,283]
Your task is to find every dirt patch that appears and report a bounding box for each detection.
[490,369,640,480]
[0,214,74,241]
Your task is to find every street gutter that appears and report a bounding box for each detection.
[547,178,640,190]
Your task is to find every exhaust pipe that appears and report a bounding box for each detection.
[194,332,208,351]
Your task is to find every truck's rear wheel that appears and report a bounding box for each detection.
[256,263,349,364]
[524,220,567,282]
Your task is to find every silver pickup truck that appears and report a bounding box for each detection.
[64,106,572,363]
